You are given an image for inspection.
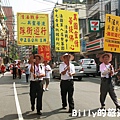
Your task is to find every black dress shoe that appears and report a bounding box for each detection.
[62,107,66,109]
[31,105,35,111]
[116,106,120,112]
[68,109,73,113]
[100,106,105,109]
[37,111,42,115]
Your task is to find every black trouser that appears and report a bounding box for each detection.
[13,71,16,79]
[60,80,74,110]
[30,81,43,112]
[26,74,29,82]
[100,77,120,107]
[18,69,21,79]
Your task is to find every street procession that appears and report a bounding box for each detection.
[1,0,120,120]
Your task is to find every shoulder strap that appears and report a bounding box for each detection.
[39,65,42,70]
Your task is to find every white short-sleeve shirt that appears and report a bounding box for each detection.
[59,62,75,80]
[43,65,51,78]
[30,64,45,81]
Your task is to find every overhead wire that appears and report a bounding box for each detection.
[0,0,118,19]
[0,0,118,25]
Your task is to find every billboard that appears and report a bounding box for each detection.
[54,9,80,52]
[17,13,49,45]
[104,14,120,53]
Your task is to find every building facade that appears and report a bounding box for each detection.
[0,4,9,64]
[85,0,119,69]
[2,6,15,63]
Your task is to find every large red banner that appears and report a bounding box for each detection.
[38,45,51,61]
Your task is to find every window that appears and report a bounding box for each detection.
[71,62,80,66]
[105,2,111,14]
[75,9,79,13]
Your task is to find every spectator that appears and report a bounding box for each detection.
[1,64,5,76]
[43,61,51,91]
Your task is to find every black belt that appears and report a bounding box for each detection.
[101,77,109,79]
[30,80,42,82]
[61,79,73,81]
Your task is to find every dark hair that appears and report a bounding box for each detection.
[102,54,110,58]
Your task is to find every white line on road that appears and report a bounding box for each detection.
[13,82,24,120]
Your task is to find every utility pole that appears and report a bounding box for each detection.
[85,0,88,35]
[118,0,120,16]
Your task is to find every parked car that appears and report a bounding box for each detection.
[52,61,84,80]
[78,58,97,77]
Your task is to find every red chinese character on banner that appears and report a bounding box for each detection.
[21,15,24,19]
[69,35,74,41]
[26,27,32,35]
[41,27,47,35]
[46,52,50,59]
[111,32,114,37]
[107,32,110,36]
[31,15,34,19]
[74,31,78,39]
[69,17,73,25]
[70,45,74,50]
[34,27,40,35]
[36,15,39,20]
[73,14,77,21]
[69,26,73,33]
[74,23,78,30]
[118,34,120,38]
[26,15,29,19]
[20,27,25,35]
[74,40,78,47]
[38,46,44,52]
[115,33,118,37]
[44,46,49,51]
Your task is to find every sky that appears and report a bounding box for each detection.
[2,0,62,15]
[1,0,62,35]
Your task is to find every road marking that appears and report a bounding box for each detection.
[13,82,24,120]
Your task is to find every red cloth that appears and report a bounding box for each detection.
[1,65,5,72]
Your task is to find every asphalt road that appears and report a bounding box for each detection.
[0,72,120,120]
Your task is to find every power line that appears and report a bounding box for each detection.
[32,0,55,5]
[0,0,118,21]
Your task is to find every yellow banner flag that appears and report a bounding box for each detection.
[54,9,80,52]
[17,13,49,45]
[104,14,120,53]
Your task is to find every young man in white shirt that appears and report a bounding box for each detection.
[59,53,75,113]
[29,54,45,115]
[43,61,51,91]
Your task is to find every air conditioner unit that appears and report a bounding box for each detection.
[96,32,100,38]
